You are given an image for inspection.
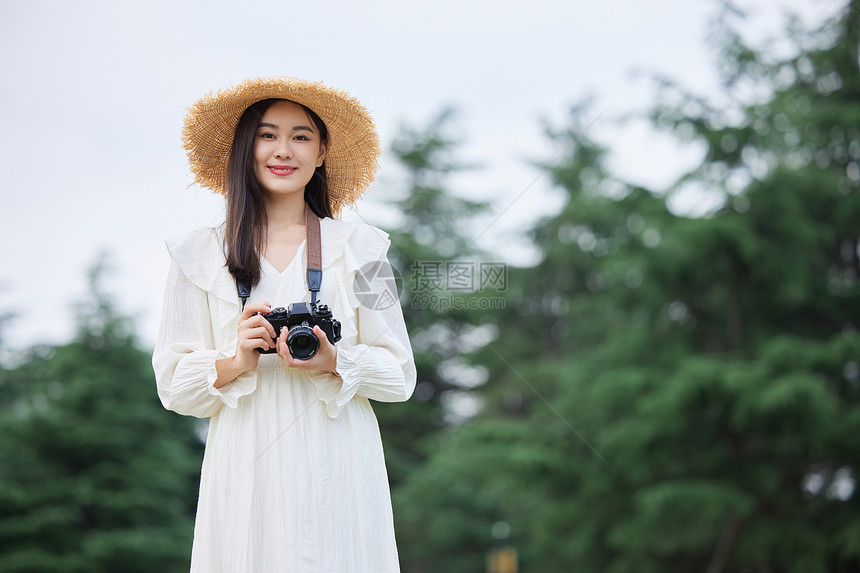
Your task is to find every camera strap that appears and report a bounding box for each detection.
[235,203,324,310]
[237,278,251,310]
[305,203,323,305]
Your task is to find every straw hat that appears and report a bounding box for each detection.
[182,77,380,214]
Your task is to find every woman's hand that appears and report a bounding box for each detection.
[276,324,338,374]
[215,302,276,387]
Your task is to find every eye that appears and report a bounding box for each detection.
[258,132,276,140]
[294,135,310,141]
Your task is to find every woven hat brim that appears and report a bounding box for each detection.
[182,77,380,214]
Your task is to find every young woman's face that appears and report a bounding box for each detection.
[253,100,327,199]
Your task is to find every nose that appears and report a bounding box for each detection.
[275,140,293,159]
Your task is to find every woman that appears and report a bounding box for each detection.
[152,77,416,572]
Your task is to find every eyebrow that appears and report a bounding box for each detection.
[257,122,317,134]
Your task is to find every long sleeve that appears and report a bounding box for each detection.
[152,260,257,418]
[314,254,416,419]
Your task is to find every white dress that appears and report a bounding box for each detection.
[152,218,416,573]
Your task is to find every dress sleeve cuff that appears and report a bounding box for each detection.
[169,346,258,412]
[210,364,259,410]
[213,342,259,409]
[313,345,362,419]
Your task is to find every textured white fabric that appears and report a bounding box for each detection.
[152,218,416,573]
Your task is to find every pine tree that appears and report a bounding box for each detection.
[394,2,860,571]
[0,259,203,572]
[372,108,492,485]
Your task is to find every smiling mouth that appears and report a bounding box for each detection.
[268,166,297,176]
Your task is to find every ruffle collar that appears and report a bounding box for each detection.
[165,218,391,307]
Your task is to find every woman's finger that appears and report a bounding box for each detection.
[243,325,275,348]
[240,301,272,321]
[237,335,269,353]
[276,326,290,358]
[248,314,278,339]
[312,325,331,345]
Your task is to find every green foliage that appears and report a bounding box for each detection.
[375,109,493,490]
[0,260,203,572]
[393,2,860,572]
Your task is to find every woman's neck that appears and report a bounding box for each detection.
[263,192,307,227]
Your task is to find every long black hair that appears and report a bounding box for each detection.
[225,98,331,288]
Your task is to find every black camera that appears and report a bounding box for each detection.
[258,302,342,360]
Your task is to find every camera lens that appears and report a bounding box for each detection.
[287,324,319,360]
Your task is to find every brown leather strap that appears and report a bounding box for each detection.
[305,203,322,272]
[305,204,323,303]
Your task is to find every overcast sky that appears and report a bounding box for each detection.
[0,0,842,353]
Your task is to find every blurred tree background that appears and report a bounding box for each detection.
[0,260,204,572]
[1,1,858,571]
[372,107,492,489]
[391,1,860,572]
